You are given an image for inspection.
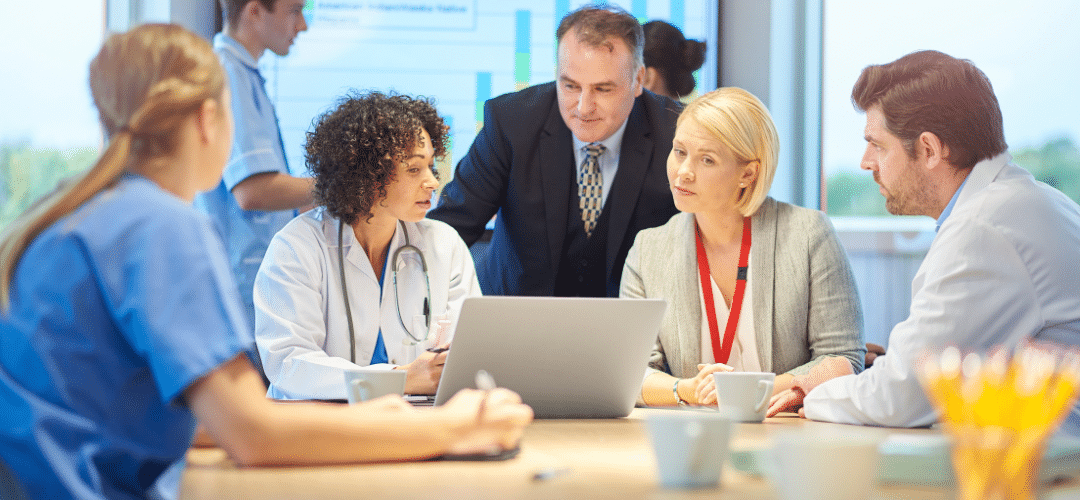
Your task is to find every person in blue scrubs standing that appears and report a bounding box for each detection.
[0,24,531,500]
[195,0,314,349]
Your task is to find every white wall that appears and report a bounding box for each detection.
[719,0,822,209]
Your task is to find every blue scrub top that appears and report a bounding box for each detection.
[194,32,297,327]
[0,175,256,500]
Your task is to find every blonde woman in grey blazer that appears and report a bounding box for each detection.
[621,88,864,407]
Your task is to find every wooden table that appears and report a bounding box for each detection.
[180,408,1079,499]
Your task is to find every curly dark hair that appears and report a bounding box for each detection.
[305,90,448,225]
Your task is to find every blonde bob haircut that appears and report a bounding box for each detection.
[677,87,779,217]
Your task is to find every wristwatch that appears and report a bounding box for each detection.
[673,379,690,407]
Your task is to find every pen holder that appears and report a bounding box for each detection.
[946,424,1043,500]
[918,345,1080,500]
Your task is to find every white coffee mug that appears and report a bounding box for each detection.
[764,428,881,500]
[343,368,407,404]
[712,372,775,422]
[645,411,732,489]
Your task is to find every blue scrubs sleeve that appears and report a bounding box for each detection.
[216,37,290,191]
[107,210,256,404]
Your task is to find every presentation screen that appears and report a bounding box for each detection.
[261,0,717,176]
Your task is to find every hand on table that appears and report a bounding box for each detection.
[690,363,734,406]
[441,388,534,456]
[398,349,448,395]
[766,356,854,417]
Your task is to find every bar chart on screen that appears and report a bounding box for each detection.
[259,0,714,179]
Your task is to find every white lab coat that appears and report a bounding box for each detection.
[254,207,481,400]
[804,154,1080,435]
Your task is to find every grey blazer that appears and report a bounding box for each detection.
[620,198,865,381]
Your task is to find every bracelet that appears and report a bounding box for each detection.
[672,379,689,407]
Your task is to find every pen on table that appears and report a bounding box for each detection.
[475,369,496,422]
[532,467,572,482]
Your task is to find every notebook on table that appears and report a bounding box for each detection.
[432,296,667,418]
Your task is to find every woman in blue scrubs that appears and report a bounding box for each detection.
[0,24,531,500]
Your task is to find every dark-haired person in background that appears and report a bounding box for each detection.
[429,5,680,298]
[767,50,1080,434]
[642,20,706,101]
[255,91,482,401]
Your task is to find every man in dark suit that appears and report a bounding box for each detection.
[429,5,681,297]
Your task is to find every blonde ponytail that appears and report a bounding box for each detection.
[0,24,223,312]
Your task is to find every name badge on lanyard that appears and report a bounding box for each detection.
[695,217,751,365]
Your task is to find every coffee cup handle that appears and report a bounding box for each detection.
[754,380,775,413]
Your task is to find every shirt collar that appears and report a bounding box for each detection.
[571,118,629,156]
[213,32,260,71]
[935,153,1012,231]
[936,175,969,232]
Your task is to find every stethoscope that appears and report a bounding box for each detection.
[338,218,431,364]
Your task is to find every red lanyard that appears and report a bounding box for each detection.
[695,217,751,365]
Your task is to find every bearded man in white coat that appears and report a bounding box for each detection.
[768,50,1080,435]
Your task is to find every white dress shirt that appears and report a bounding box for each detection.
[804,154,1080,435]
[254,207,481,400]
[699,254,761,372]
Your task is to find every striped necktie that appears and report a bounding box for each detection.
[578,143,606,237]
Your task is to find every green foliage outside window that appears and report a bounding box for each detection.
[1012,137,1080,202]
[825,136,1080,216]
[825,170,889,216]
[1,141,97,230]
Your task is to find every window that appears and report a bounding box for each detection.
[0,2,104,229]
[820,0,1080,343]
[823,0,1080,216]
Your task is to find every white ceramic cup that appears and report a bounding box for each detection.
[764,428,882,500]
[343,368,407,403]
[712,372,775,422]
[645,411,732,489]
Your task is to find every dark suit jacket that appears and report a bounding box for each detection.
[428,82,681,296]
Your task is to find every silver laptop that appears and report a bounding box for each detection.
[433,296,667,418]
